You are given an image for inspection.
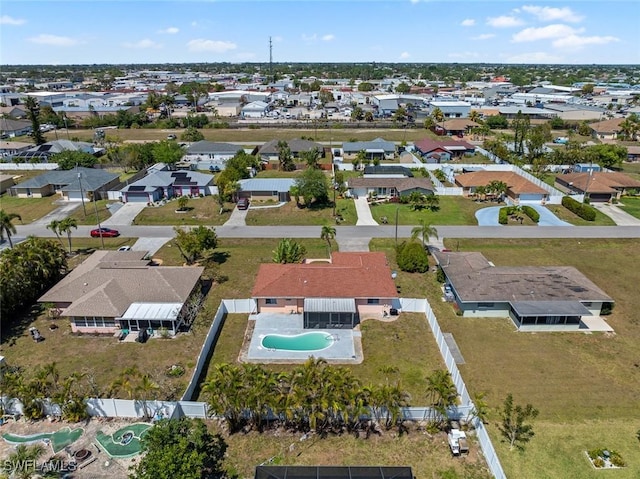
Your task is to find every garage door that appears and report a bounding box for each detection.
[519,194,544,202]
[126,193,150,203]
[589,194,611,203]
[66,191,86,202]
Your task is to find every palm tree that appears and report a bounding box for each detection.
[411,220,438,248]
[432,107,445,131]
[426,369,458,428]
[468,110,482,124]
[0,210,22,248]
[320,224,336,258]
[5,443,46,479]
[46,219,64,247]
[58,217,78,254]
[109,366,140,400]
[137,374,160,420]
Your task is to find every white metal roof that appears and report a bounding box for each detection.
[119,302,182,321]
[304,298,356,313]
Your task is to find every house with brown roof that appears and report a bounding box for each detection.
[439,119,480,137]
[454,170,549,203]
[555,171,640,202]
[433,251,613,331]
[589,118,625,140]
[252,252,398,328]
[413,138,475,163]
[39,250,204,335]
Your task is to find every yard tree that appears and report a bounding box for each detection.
[425,369,458,428]
[589,143,627,169]
[272,238,306,264]
[498,393,539,451]
[395,82,411,94]
[0,210,22,248]
[177,196,189,211]
[351,106,364,121]
[277,140,295,171]
[358,82,374,92]
[173,226,218,265]
[396,241,429,273]
[512,110,530,157]
[25,96,46,145]
[181,126,204,142]
[152,140,185,167]
[130,417,227,479]
[301,147,322,169]
[431,107,445,125]
[294,167,329,206]
[58,217,78,254]
[411,220,438,248]
[485,115,509,129]
[52,150,97,170]
[320,224,336,257]
[5,443,46,479]
[526,123,552,162]
[407,191,427,211]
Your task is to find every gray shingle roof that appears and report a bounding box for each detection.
[238,178,295,192]
[259,139,323,156]
[343,138,396,154]
[13,167,118,191]
[186,141,244,155]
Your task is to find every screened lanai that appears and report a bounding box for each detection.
[303,298,359,329]
[117,302,183,334]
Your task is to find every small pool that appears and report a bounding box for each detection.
[262,332,334,351]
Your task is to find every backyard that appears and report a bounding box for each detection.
[368,196,489,225]
[132,196,233,226]
[426,238,640,479]
[245,198,357,226]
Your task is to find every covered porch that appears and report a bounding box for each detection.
[303,298,359,329]
[117,302,183,335]
[510,301,612,332]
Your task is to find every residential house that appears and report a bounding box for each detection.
[183,141,245,170]
[342,138,396,161]
[0,118,31,138]
[241,101,270,118]
[0,141,32,159]
[589,118,625,140]
[413,138,476,162]
[433,251,613,331]
[258,138,324,162]
[39,250,204,335]
[236,178,295,203]
[627,146,640,162]
[555,172,640,202]
[252,252,399,328]
[9,167,120,201]
[439,119,480,137]
[0,175,15,194]
[454,170,549,203]
[0,105,28,119]
[347,176,434,199]
[120,170,215,203]
[15,139,101,163]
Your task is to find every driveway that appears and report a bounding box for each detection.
[475,205,571,226]
[354,197,378,226]
[223,205,248,226]
[101,203,146,226]
[131,237,172,256]
[592,203,640,226]
[32,202,81,225]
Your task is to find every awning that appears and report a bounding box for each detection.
[119,302,183,321]
[304,298,356,313]
[365,148,386,153]
[511,301,592,317]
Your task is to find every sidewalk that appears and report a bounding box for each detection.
[354,197,378,226]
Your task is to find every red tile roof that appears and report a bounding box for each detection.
[555,172,640,193]
[252,252,398,299]
[414,138,475,154]
[454,171,548,195]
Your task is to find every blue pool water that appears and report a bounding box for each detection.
[262,332,334,351]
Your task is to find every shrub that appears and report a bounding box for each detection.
[498,207,509,225]
[610,452,626,467]
[396,241,429,273]
[592,457,605,468]
[562,196,596,221]
[436,266,446,283]
[521,205,540,223]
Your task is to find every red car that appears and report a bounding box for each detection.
[90,227,120,238]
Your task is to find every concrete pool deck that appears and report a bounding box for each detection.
[242,313,362,364]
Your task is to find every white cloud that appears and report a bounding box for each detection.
[486,15,524,28]
[506,51,563,63]
[158,27,179,34]
[122,39,162,49]
[0,15,26,25]
[512,24,582,42]
[521,5,584,23]
[187,39,237,53]
[322,34,335,41]
[461,19,475,27]
[472,33,495,40]
[400,52,410,59]
[553,34,619,49]
[28,34,81,47]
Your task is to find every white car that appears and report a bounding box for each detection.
[117,246,132,251]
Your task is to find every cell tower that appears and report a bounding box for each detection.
[269,36,273,82]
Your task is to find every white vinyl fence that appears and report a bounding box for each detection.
[0,163,58,170]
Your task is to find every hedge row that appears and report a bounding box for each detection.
[521,205,540,223]
[498,207,510,225]
[562,196,596,221]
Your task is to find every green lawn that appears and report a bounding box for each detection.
[369,197,492,225]
[246,199,356,226]
[618,196,640,219]
[133,196,233,226]
[427,238,640,479]
[65,199,115,225]
[620,161,640,181]
[545,204,616,226]
[0,194,59,224]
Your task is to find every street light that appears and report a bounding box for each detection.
[394,206,400,248]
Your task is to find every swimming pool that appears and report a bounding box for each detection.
[262,332,334,351]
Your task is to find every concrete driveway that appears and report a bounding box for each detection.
[32,202,81,225]
[354,197,378,226]
[475,205,571,226]
[131,237,172,256]
[224,205,248,226]
[101,203,146,226]
[592,203,640,226]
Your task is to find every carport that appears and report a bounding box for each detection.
[303,298,358,329]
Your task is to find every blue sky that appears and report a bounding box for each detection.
[1,1,638,65]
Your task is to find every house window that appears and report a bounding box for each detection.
[265,299,278,305]
[477,302,495,308]
[367,299,380,305]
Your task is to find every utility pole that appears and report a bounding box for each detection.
[77,170,87,217]
[91,191,105,249]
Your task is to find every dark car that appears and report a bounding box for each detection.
[237,198,249,210]
[90,227,120,238]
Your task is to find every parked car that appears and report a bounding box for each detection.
[237,198,249,210]
[167,134,177,140]
[117,245,132,251]
[90,227,120,238]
